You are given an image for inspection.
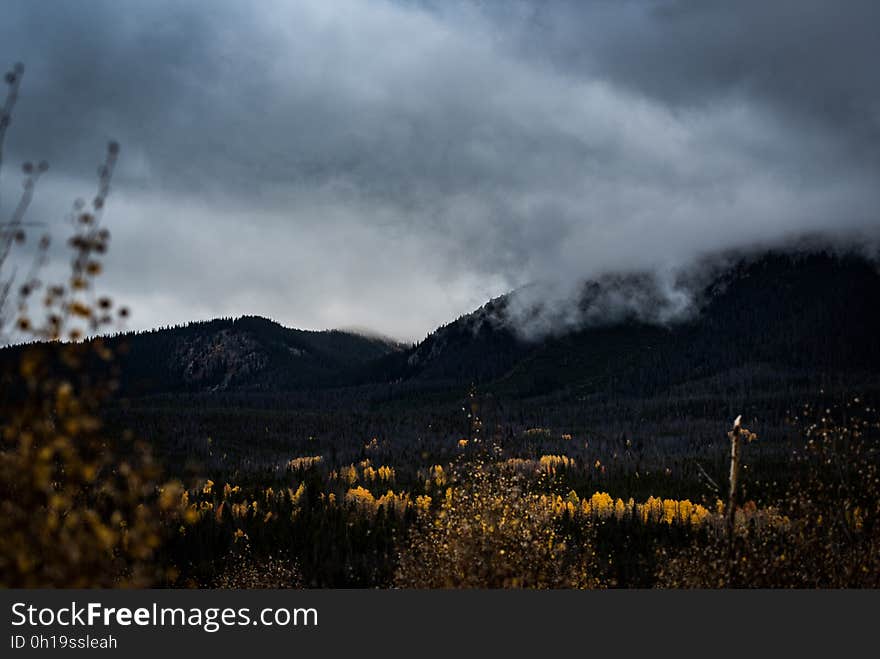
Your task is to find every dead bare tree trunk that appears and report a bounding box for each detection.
[727,414,743,542]
[726,415,758,584]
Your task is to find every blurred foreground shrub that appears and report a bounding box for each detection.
[395,459,601,588]
[0,63,180,587]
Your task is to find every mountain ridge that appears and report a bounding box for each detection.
[353,248,880,399]
[2,247,878,400]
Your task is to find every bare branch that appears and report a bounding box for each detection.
[0,62,25,211]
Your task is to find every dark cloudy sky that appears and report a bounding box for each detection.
[2,0,878,341]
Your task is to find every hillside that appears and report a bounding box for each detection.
[364,250,880,400]
[86,316,403,394]
[2,249,878,403]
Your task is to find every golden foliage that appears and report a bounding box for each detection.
[289,455,323,471]
[538,454,574,475]
[395,461,600,588]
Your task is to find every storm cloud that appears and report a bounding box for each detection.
[1,0,878,341]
